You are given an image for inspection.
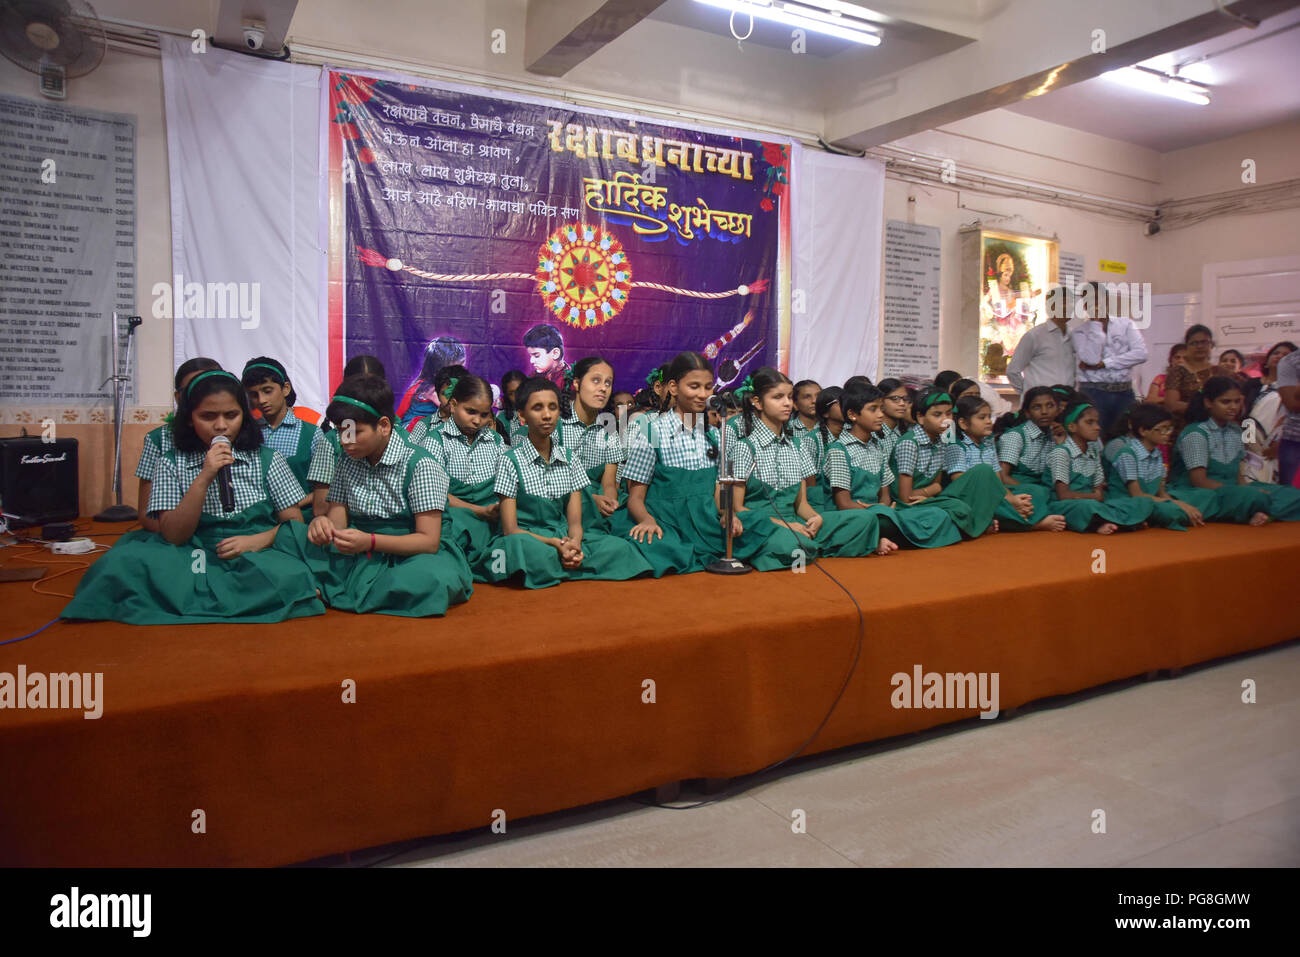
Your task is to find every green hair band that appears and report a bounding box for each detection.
[735,374,755,400]
[646,368,664,386]
[331,394,381,418]
[185,370,241,396]
[442,376,460,398]
[243,361,286,381]
[919,391,952,412]
[1064,403,1093,426]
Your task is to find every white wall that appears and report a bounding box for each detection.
[881,108,1163,376]
[1156,119,1300,296]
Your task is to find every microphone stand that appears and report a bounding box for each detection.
[706,405,751,575]
[94,313,143,523]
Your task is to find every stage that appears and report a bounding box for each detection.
[1,520,1298,866]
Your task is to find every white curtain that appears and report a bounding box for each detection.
[790,146,885,385]
[160,37,326,411]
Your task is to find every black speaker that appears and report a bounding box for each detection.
[0,437,79,524]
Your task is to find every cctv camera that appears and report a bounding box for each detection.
[1143,221,1161,237]
[243,25,265,50]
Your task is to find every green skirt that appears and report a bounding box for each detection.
[1251,481,1300,521]
[1105,480,1190,531]
[1052,495,1154,532]
[610,463,721,576]
[897,465,1003,538]
[1168,483,1270,524]
[61,518,325,626]
[732,485,880,571]
[295,516,472,617]
[995,479,1055,531]
[483,485,653,588]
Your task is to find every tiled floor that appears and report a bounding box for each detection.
[330,640,1300,868]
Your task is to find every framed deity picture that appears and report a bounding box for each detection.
[961,227,1059,381]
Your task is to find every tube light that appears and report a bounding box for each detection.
[693,0,883,45]
[1100,66,1211,105]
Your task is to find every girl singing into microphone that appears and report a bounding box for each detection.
[62,370,326,624]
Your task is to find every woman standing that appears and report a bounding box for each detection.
[1163,325,1221,437]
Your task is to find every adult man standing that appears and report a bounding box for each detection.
[1006,283,1077,395]
[1072,282,1147,431]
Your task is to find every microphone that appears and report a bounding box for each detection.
[706,394,728,413]
[211,435,236,513]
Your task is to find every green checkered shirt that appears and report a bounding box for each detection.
[998,420,1053,473]
[1176,420,1243,470]
[134,424,172,480]
[892,425,946,482]
[726,419,814,490]
[1044,440,1104,489]
[558,411,625,473]
[824,430,894,493]
[327,433,448,517]
[1113,437,1166,484]
[306,430,341,485]
[943,433,999,475]
[494,438,589,500]
[259,408,323,460]
[621,412,720,484]
[421,417,503,484]
[147,445,304,517]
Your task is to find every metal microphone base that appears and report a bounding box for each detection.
[94,504,139,523]
[705,556,751,575]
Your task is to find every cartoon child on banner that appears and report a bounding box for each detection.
[522,323,571,390]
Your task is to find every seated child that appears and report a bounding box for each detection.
[484,376,652,588]
[305,373,472,617]
[63,370,324,624]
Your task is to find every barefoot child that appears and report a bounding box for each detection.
[1105,403,1204,529]
[726,368,887,569]
[1044,400,1154,534]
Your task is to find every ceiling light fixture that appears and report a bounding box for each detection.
[1101,65,1211,105]
[693,0,883,46]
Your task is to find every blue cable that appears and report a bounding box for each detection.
[1,616,60,646]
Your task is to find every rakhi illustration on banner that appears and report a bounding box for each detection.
[703,311,753,360]
[356,222,768,330]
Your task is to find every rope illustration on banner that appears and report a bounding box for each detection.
[356,221,769,331]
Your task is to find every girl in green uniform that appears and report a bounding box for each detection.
[802,386,843,511]
[135,357,222,534]
[304,374,471,617]
[63,370,325,625]
[1168,376,1300,523]
[890,389,1007,538]
[726,369,889,568]
[994,386,1068,532]
[418,374,504,581]
[945,395,1039,530]
[824,381,959,549]
[305,354,388,514]
[494,369,527,445]
[485,377,652,588]
[557,356,625,529]
[1104,403,1204,529]
[241,356,321,516]
[789,379,821,441]
[1042,400,1154,533]
[610,352,726,576]
[407,363,469,445]
[875,378,910,460]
